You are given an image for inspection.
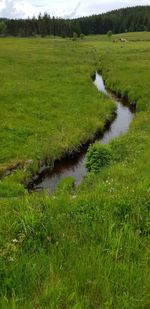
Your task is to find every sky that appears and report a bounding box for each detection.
[0,0,149,19]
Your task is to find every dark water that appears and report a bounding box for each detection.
[30,73,135,193]
[94,74,134,144]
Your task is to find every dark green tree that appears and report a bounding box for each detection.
[0,21,6,36]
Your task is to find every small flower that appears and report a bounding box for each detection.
[12,239,18,243]
[9,257,14,262]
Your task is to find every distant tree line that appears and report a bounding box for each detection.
[0,6,150,38]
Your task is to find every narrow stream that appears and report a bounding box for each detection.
[29,73,135,194]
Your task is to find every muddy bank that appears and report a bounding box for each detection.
[27,73,135,194]
[27,110,116,192]
[0,161,25,179]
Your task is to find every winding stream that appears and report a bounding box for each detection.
[29,73,135,194]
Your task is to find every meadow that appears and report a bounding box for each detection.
[0,32,150,308]
[0,38,114,183]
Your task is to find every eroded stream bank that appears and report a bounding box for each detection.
[27,73,135,194]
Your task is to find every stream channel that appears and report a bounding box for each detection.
[29,73,135,194]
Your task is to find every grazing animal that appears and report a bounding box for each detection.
[120,38,127,42]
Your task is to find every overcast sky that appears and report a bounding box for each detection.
[0,0,149,19]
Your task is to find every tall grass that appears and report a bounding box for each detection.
[0,37,114,184]
[0,32,150,308]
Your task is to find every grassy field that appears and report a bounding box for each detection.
[0,32,150,308]
[0,38,114,182]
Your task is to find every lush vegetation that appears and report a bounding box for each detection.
[0,6,150,37]
[0,37,115,192]
[85,143,112,172]
[0,32,150,308]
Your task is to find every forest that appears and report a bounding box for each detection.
[0,5,150,37]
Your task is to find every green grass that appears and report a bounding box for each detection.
[0,32,150,308]
[0,37,114,181]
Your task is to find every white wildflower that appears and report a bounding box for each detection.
[12,239,18,243]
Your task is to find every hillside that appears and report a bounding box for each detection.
[1,5,150,37]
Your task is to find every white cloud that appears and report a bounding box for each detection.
[76,0,150,16]
[0,0,45,18]
[0,0,6,11]
[0,0,80,18]
[0,0,149,19]
[0,0,32,18]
